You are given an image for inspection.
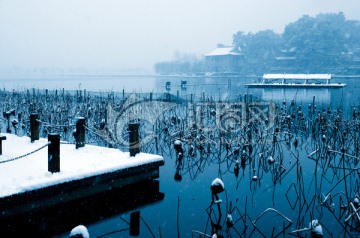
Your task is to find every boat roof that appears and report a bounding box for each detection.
[263,74,331,80]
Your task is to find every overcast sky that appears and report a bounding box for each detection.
[1,0,360,73]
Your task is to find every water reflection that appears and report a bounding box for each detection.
[144,94,360,237]
[0,180,164,237]
[259,88,331,103]
[1,77,360,237]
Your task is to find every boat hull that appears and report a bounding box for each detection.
[245,83,346,88]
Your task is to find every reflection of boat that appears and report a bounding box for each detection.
[245,74,346,88]
[260,88,331,103]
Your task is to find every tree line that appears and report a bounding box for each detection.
[154,12,360,76]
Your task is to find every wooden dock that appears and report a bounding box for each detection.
[0,134,164,218]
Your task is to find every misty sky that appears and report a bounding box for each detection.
[1,0,360,73]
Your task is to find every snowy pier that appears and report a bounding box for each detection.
[0,133,164,217]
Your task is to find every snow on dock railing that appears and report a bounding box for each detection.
[0,140,50,164]
[0,133,61,173]
[0,114,143,174]
[0,133,163,199]
[30,113,141,156]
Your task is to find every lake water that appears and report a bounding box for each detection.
[1,75,360,237]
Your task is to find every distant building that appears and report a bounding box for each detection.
[270,47,298,73]
[204,46,243,73]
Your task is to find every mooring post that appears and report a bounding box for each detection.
[165,81,170,91]
[75,117,85,149]
[48,133,60,173]
[79,90,82,102]
[312,95,316,115]
[0,135,6,155]
[243,93,248,125]
[129,211,140,236]
[181,80,187,89]
[129,123,140,157]
[30,113,39,142]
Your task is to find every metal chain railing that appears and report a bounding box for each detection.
[36,119,75,128]
[60,141,76,145]
[84,125,105,139]
[0,141,51,164]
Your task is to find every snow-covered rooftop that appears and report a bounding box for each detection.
[204,46,241,56]
[263,74,332,80]
[0,134,163,198]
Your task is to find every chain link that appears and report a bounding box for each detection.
[0,141,51,164]
[84,125,105,138]
[60,141,76,145]
[36,119,75,128]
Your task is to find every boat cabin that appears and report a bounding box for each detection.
[246,74,346,88]
[262,74,331,85]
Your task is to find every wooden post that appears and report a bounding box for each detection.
[17,112,22,123]
[0,135,6,155]
[129,123,140,157]
[312,96,315,114]
[181,80,187,89]
[165,81,170,91]
[129,211,140,236]
[150,92,153,101]
[30,113,39,142]
[4,111,11,133]
[48,133,60,173]
[75,117,85,149]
